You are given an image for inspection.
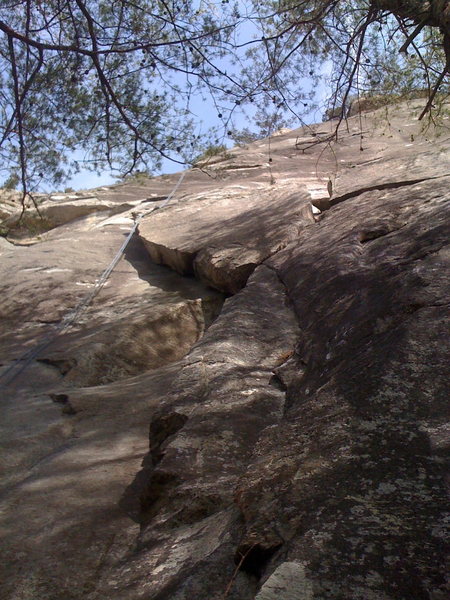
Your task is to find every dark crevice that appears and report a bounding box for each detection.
[37,357,77,376]
[49,393,69,403]
[142,196,167,203]
[49,393,77,415]
[121,411,190,523]
[403,301,449,313]
[216,164,263,171]
[262,263,307,406]
[35,318,60,324]
[119,466,178,524]
[235,540,283,578]
[263,263,302,327]
[150,412,189,465]
[358,223,406,243]
[269,373,287,391]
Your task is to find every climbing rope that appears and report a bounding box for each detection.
[0,170,186,389]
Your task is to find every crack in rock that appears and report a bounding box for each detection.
[330,173,450,207]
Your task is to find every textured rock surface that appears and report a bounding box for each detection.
[0,99,449,600]
[255,562,313,600]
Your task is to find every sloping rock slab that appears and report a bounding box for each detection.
[4,197,138,238]
[0,209,224,598]
[41,297,220,386]
[0,212,223,380]
[0,364,182,600]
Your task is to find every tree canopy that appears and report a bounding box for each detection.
[0,0,448,197]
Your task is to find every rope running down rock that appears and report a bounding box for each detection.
[0,170,186,389]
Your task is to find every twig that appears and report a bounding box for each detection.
[8,35,29,212]
[418,68,448,120]
[221,543,256,600]
[399,20,427,54]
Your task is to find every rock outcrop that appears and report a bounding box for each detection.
[0,98,449,600]
[138,185,316,293]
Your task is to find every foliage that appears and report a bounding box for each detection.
[193,143,229,164]
[228,127,262,146]
[0,0,237,194]
[241,1,448,125]
[116,169,153,184]
[230,105,294,144]
[3,171,19,190]
[0,0,448,199]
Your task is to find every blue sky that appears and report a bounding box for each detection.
[62,6,332,191]
[66,82,330,192]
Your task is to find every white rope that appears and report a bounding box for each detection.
[0,170,186,389]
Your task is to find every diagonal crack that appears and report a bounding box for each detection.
[330,173,450,208]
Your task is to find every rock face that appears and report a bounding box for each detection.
[0,99,449,600]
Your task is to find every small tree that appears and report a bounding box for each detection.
[3,171,19,190]
[239,1,449,129]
